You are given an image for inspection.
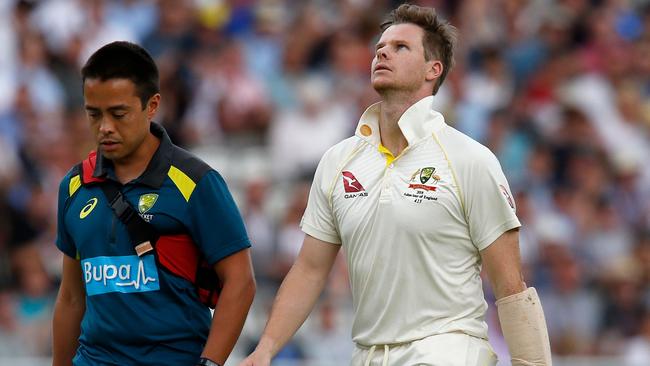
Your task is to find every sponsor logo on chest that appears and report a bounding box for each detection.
[82,255,160,296]
[341,171,368,199]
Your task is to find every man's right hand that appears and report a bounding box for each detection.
[238,350,272,366]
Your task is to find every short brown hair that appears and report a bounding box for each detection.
[381,4,457,95]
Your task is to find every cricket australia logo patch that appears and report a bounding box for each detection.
[404,167,441,203]
[342,171,368,199]
[138,193,158,222]
[82,255,160,296]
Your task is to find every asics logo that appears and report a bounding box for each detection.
[80,198,98,219]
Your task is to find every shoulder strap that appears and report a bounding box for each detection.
[77,151,158,257]
[99,181,158,257]
[77,151,221,308]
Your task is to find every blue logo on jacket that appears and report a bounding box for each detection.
[82,255,160,296]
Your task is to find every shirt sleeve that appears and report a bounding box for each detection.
[300,151,341,244]
[463,150,521,251]
[186,170,251,265]
[55,174,77,258]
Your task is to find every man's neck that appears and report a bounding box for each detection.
[113,133,160,184]
[378,92,426,157]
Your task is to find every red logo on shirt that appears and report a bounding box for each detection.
[342,171,365,193]
[407,183,437,191]
[500,184,515,209]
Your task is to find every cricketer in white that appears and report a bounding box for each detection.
[240,4,551,366]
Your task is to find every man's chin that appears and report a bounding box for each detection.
[372,80,392,94]
[99,149,121,161]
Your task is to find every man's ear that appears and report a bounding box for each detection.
[146,93,161,119]
[426,60,443,82]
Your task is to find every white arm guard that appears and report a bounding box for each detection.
[496,287,552,366]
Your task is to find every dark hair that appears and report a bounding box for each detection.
[381,4,457,95]
[81,41,159,109]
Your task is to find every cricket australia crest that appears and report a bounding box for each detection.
[138,193,159,214]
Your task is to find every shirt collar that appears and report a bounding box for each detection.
[354,96,447,147]
[93,122,173,188]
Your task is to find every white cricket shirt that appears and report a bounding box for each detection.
[301,96,521,346]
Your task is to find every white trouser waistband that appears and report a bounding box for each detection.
[364,344,390,366]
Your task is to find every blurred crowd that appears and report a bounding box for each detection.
[1,0,650,364]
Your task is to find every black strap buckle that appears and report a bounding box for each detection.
[110,193,134,222]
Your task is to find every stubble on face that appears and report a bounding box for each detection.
[83,78,151,164]
[371,23,429,96]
